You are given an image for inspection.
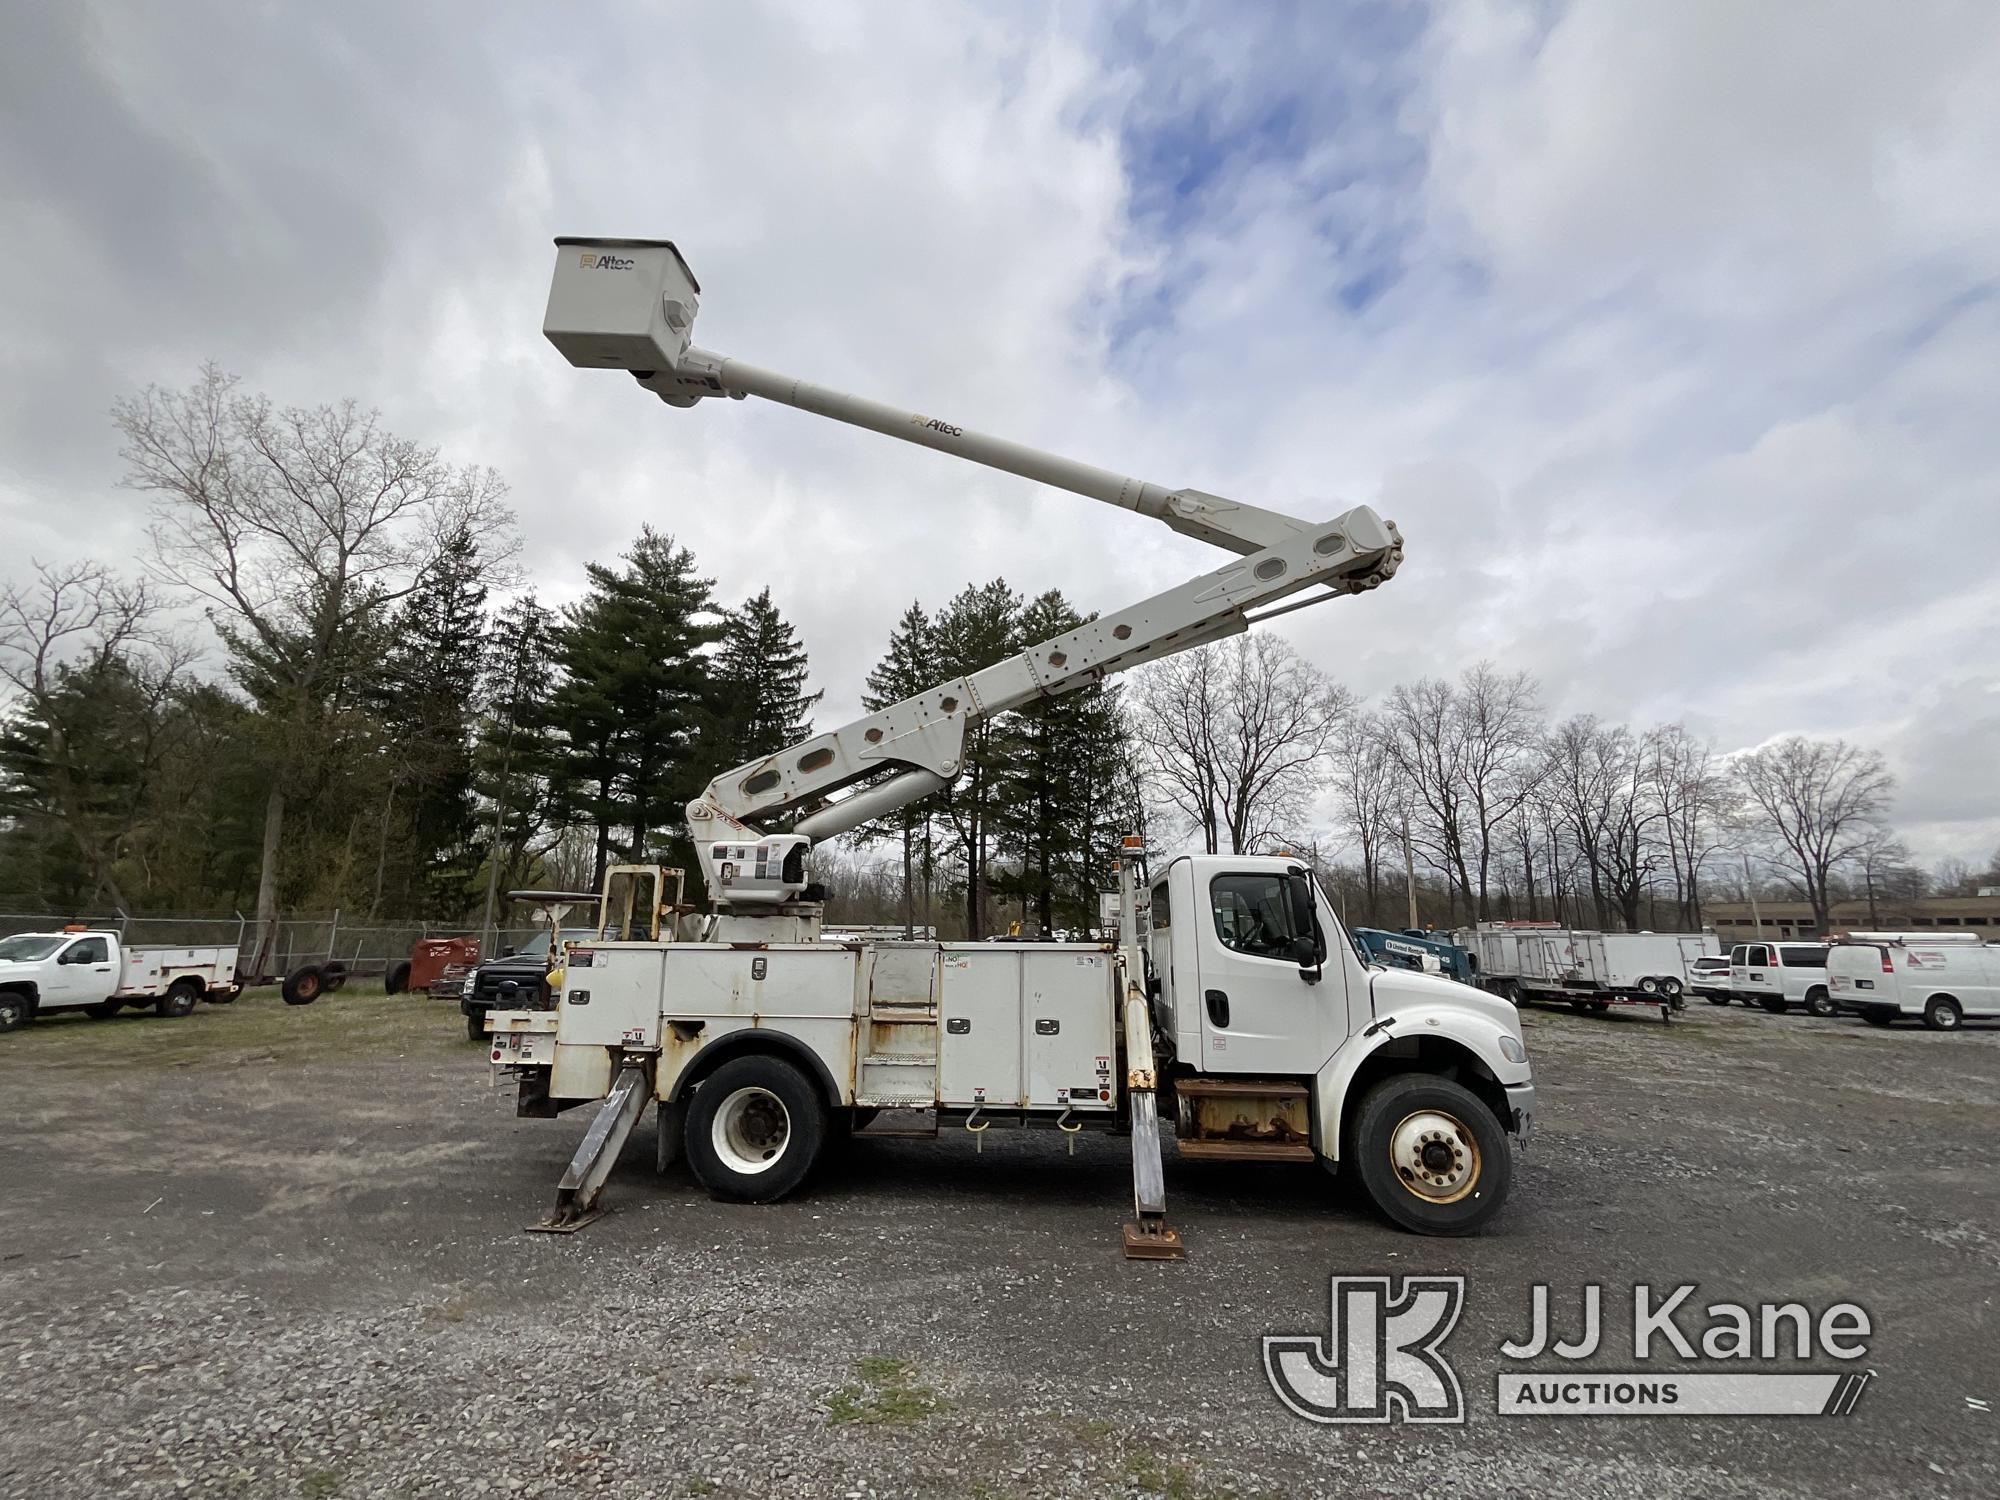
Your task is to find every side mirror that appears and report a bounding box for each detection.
[1289,934,1319,968]
[501,946,517,958]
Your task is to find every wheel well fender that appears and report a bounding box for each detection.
[1315,1021,1520,1163]
[663,1027,844,1112]
[0,982,39,1013]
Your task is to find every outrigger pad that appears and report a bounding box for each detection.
[526,1206,612,1235]
[1122,1220,1185,1261]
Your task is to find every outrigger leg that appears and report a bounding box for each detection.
[530,1060,653,1233]
[1120,984,1183,1261]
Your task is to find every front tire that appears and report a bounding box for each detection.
[1804,987,1835,1018]
[683,1055,827,1203]
[1923,995,1963,1032]
[1661,976,1683,1001]
[465,1009,487,1043]
[1352,1074,1511,1236]
[0,994,29,1032]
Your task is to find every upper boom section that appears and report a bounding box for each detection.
[544,236,1312,557]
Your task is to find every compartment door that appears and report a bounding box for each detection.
[1024,951,1115,1110]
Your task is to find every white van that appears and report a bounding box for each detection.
[1826,932,2000,1031]
[1728,941,1833,1016]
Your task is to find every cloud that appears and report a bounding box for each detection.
[1,1,1995,863]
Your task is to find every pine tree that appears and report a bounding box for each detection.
[990,590,1128,935]
[712,586,820,766]
[474,591,560,931]
[860,601,937,935]
[547,528,723,886]
[928,579,1022,938]
[372,525,489,916]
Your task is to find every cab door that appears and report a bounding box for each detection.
[1195,869,1336,1075]
[48,935,117,1007]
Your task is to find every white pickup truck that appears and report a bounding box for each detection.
[0,929,241,1032]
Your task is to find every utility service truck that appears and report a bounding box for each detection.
[486,237,1536,1254]
[0,928,241,1032]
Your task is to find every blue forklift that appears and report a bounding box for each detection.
[1351,927,1478,986]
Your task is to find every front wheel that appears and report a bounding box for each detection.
[1804,987,1835,1018]
[1923,996,1963,1032]
[683,1055,827,1203]
[1352,1074,1511,1236]
[465,1009,487,1043]
[0,994,29,1032]
[1661,976,1683,1000]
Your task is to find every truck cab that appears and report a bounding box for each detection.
[1148,855,1533,1233]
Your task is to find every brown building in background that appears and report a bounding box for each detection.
[1705,894,2000,943]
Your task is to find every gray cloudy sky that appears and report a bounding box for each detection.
[3,1,1997,863]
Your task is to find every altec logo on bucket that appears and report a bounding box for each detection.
[578,252,636,271]
[1265,1277,1875,1423]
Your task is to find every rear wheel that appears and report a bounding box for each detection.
[1638,976,1660,996]
[321,962,349,994]
[1706,992,1732,1006]
[1352,1073,1511,1236]
[1759,997,1789,1014]
[684,1055,827,1203]
[1804,987,1835,1019]
[1862,1010,1895,1028]
[1661,976,1683,1000]
[1923,995,1963,1032]
[281,964,325,1006]
[385,961,411,996]
[157,979,201,1019]
[0,994,30,1031]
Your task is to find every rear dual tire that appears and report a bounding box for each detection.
[156,980,201,1019]
[683,1055,827,1203]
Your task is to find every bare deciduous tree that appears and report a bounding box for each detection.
[1735,735,1894,930]
[0,560,195,907]
[1380,664,1543,920]
[1327,712,1404,923]
[115,364,515,974]
[1132,633,1354,855]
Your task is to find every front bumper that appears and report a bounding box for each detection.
[1505,1080,1536,1146]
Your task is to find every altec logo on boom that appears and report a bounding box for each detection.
[1266,1277,1875,1423]
[578,252,636,271]
[910,413,963,438]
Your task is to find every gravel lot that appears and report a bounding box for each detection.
[3,987,1996,1500]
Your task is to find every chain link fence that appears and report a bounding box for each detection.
[0,908,542,982]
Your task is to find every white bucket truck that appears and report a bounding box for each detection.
[490,238,1536,1253]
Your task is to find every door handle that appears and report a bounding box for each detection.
[1205,989,1230,1028]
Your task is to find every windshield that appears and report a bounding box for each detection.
[0,934,66,961]
[518,928,595,959]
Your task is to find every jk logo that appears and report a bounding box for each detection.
[1264,1276,1466,1424]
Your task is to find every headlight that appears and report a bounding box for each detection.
[1498,1034,1527,1064]
[462,974,477,997]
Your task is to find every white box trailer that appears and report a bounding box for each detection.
[1456,924,1717,1021]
